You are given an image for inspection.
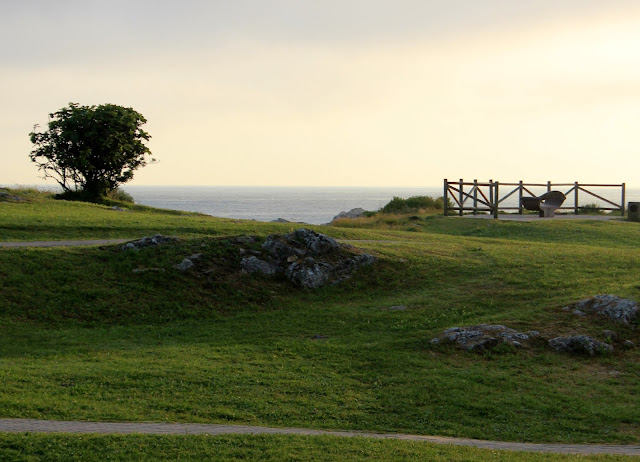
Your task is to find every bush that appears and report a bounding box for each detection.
[55,188,135,205]
[381,195,445,214]
[107,188,135,203]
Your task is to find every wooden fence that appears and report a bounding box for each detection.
[443,179,626,218]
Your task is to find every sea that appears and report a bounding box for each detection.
[121,185,640,225]
[122,186,444,225]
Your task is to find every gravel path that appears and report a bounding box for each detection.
[0,419,638,455]
[0,239,130,248]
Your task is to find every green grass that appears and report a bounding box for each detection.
[2,434,633,462]
[1,188,639,456]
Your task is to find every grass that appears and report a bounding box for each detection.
[1,434,634,462]
[1,187,639,459]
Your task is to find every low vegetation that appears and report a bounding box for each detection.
[1,187,639,459]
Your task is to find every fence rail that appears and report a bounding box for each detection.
[443,179,626,218]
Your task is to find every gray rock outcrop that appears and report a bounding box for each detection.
[240,228,375,288]
[569,295,638,325]
[122,234,178,251]
[331,208,366,222]
[430,324,540,352]
[549,335,613,356]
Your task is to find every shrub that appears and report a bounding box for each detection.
[380,195,445,214]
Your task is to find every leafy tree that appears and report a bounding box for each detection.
[29,103,153,200]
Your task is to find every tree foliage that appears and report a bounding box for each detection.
[29,103,153,200]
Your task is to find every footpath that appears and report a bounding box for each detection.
[1,419,639,456]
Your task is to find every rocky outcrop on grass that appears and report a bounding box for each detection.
[429,325,540,352]
[240,228,376,288]
[548,335,613,356]
[0,191,27,202]
[566,295,638,325]
[122,234,178,251]
[331,208,366,222]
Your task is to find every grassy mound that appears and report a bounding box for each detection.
[0,188,639,449]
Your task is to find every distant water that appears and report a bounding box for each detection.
[122,185,640,225]
[123,186,443,224]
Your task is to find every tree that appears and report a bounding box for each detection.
[29,102,153,200]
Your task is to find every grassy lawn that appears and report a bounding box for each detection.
[1,189,639,458]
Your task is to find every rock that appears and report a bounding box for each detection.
[0,191,26,201]
[122,234,178,251]
[572,309,586,317]
[311,335,329,340]
[285,260,330,289]
[431,324,536,352]
[331,208,366,222]
[623,340,635,349]
[602,330,618,341]
[174,258,194,271]
[271,218,290,223]
[244,228,375,288]
[132,267,166,273]
[110,206,127,212]
[548,335,613,356]
[571,295,638,325]
[240,256,280,276]
[388,305,407,311]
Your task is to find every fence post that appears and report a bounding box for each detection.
[473,179,478,215]
[518,180,523,214]
[458,179,464,216]
[489,179,494,209]
[547,180,551,193]
[493,181,499,219]
[621,183,626,217]
[443,179,448,216]
[574,181,579,215]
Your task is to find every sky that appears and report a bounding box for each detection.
[2,1,640,187]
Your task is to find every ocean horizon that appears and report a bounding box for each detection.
[6,183,637,225]
[122,185,638,225]
[122,185,445,225]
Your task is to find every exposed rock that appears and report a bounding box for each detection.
[122,234,178,251]
[569,295,638,325]
[240,256,280,276]
[271,218,290,223]
[331,208,366,222]
[388,305,407,311]
[285,259,330,289]
[174,258,194,271]
[602,330,618,341]
[430,324,537,352]
[0,191,27,201]
[623,340,635,349]
[110,206,127,212]
[243,228,375,288]
[548,335,613,356]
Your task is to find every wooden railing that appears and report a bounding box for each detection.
[443,179,626,218]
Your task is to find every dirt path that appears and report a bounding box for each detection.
[0,419,638,455]
[0,239,130,248]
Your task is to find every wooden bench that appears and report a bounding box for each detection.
[521,191,566,217]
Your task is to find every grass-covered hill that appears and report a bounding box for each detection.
[1,188,639,460]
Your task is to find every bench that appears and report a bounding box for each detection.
[521,191,566,217]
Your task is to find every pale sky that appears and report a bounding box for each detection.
[2,1,639,187]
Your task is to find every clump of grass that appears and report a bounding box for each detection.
[577,203,606,215]
[381,195,446,214]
